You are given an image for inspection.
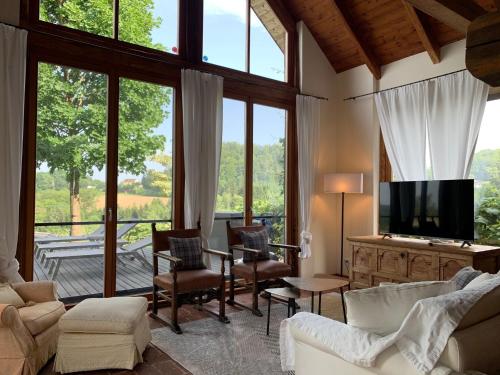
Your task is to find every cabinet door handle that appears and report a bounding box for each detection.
[400,252,406,258]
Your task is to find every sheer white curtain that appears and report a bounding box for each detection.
[296,95,320,258]
[181,69,223,247]
[426,71,489,180]
[375,83,427,181]
[0,24,27,283]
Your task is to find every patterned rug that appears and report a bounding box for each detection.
[151,293,345,375]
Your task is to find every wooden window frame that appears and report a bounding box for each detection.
[17,0,299,293]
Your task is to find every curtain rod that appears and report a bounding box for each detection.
[343,69,467,101]
[300,92,329,101]
[0,21,27,30]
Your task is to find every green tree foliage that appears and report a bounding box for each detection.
[470,149,500,244]
[37,0,169,234]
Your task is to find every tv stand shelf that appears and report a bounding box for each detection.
[347,235,500,289]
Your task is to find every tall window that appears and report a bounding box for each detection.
[39,0,180,54]
[203,0,286,81]
[253,104,287,249]
[469,99,500,245]
[116,78,174,296]
[34,63,108,301]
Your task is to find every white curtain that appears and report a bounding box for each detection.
[375,83,427,181]
[296,95,320,258]
[426,71,489,180]
[181,69,223,247]
[0,24,27,283]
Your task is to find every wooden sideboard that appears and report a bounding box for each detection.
[347,236,500,289]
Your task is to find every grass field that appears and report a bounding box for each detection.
[96,193,168,209]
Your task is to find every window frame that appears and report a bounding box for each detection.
[201,0,293,84]
[18,0,299,297]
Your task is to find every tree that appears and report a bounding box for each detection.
[37,0,170,235]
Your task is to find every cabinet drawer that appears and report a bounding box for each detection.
[352,246,376,271]
[439,257,473,280]
[377,248,407,277]
[408,253,438,281]
[352,271,370,286]
[372,275,395,286]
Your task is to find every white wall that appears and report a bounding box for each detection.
[297,21,340,277]
[299,35,470,277]
[1,0,20,25]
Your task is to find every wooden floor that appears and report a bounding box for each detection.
[34,246,230,301]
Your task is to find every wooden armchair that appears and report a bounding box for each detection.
[226,221,301,316]
[150,224,232,334]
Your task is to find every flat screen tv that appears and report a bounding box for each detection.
[379,179,474,242]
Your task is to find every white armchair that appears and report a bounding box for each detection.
[0,281,65,375]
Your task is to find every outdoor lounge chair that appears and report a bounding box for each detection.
[34,224,105,245]
[35,222,138,260]
[44,236,153,280]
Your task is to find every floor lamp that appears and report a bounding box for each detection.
[324,173,364,277]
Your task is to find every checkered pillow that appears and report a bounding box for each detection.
[168,236,206,270]
[451,266,482,289]
[240,229,270,262]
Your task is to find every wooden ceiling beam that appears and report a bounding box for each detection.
[404,0,487,34]
[329,0,381,79]
[401,1,440,64]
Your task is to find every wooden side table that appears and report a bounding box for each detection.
[284,276,350,322]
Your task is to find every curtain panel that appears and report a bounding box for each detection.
[0,24,27,282]
[426,70,489,180]
[181,69,223,248]
[296,95,321,258]
[375,83,427,181]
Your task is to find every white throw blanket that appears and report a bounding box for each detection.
[280,277,500,374]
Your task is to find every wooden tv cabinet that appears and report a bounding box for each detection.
[347,235,500,289]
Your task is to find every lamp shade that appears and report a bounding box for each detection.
[324,173,363,194]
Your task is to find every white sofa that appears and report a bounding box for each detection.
[291,282,500,375]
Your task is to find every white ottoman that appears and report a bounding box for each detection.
[55,297,151,374]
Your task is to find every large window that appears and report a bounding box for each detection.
[253,104,287,250]
[203,0,286,81]
[39,0,180,54]
[34,63,109,301]
[470,99,500,245]
[116,78,174,296]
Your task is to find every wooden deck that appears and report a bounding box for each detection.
[34,245,230,302]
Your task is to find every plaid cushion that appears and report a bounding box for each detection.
[168,236,206,270]
[451,266,482,289]
[240,229,270,262]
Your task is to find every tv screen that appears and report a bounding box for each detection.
[379,179,474,241]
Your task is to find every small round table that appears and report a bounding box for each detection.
[283,276,350,322]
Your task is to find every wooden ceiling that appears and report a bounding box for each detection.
[285,0,498,78]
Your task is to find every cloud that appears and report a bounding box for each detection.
[204,0,263,28]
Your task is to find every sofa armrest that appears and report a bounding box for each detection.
[11,281,58,303]
[0,304,36,357]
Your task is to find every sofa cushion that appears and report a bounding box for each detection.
[240,229,271,262]
[59,297,147,335]
[0,283,25,308]
[18,301,65,336]
[464,272,499,290]
[169,236,206,270]
[458,284,500,330]
[154,268,222,293]
[344,281,456,335]
[450,266,482,289]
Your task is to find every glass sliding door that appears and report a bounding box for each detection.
[34,62,108,302]
[252,103,286,257]
[115,78,174,295]
[209,98,246,260]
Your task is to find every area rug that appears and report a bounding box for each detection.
[151,293,344,375]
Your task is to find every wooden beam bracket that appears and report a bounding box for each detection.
[401,1,441,64]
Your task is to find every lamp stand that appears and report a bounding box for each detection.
[340,192,345,277]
